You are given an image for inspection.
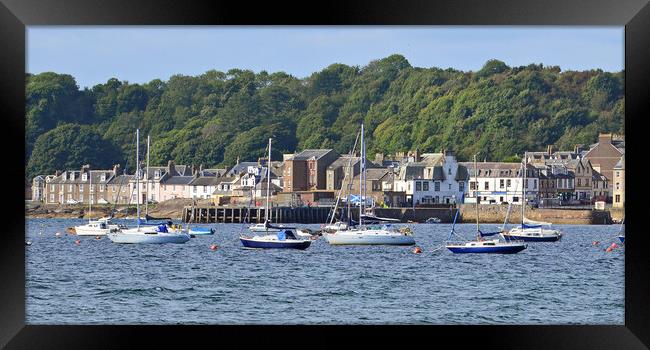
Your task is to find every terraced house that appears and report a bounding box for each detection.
[461,161,538,205]
[43,165,121,204]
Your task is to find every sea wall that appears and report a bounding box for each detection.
[458,204,612,225]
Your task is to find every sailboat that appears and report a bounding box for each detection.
[323,130,360,234]
[240,138,312,249]
[107,129,190,244]
[325,123,415,246]
[74,166,124,236]
[618,216,625,244]
[503,152,562,242]
[446,155,527,254]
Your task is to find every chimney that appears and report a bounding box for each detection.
[574,144,583,154]
[236,156,240,165]
[547,145,553,155]
[113,164,121,175]
[375,153,384,164]
[598,133,612,144]
[167,160,176,176]
[55,170,62,177]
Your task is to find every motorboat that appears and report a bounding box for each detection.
[425,217,442,224]
[74,217,126,236]
[249,222,284,232]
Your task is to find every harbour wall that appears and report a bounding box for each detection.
[458,204,613,225]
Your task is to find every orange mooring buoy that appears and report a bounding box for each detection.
[74,239,81,245]
[210,244,218,251]
[95,236,101,240]
[592,241,600,246]
[413,246,422,254]
[610,243,618,249]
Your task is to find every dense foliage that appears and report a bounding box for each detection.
[25,56,624,183]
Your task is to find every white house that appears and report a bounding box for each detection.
[461,162,539,205]
[392,151,469,205]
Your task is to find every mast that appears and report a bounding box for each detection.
[136,129,140,229]
[359,123,364,227]
[88,165,92,222]
[330,130,360,225]
[146,134,150,217]
[521,152,526,226]
[474,154,479,239]
[266,138,272,225]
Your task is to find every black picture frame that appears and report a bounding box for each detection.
[2,0,648,348]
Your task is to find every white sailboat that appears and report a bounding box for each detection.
[504,152,562,242]
[108,129,190,244]
[240,138,312,249]
[323,130,360,234]
[325,123,415,246]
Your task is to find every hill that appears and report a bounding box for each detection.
[25,55,624,183]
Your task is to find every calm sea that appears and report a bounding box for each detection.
[25,218,624,324]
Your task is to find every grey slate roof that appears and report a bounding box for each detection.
[226,162,259,176]
[291,149,334,161]
[162,176,194,185]
[398,163,426,180]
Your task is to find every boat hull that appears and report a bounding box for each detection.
[189,228,214,236]
[502,233,562,242]
[240,237,311,249]
[74,227,111,236]
[446,244,527,254]
[325,231,415,246]
[107,232,190,244]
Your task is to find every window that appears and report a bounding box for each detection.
[500,179,504,189]
[100,185,105,192]
[69,184,73,191]
[448,184,452,190]
[193,186,197,193]
[484,181,489,190]
[469,181,476,191]
[459,182,465,192]
[50,194,54,202]
[79,184,83,192]
[534,179,537,189]
[577,178,581,186]
[435,182,440,191]
[615,195,620,203]
[507,179,511,187]
[513,196,519,202]
[423,182,429,191]
[616,171,620,177]
[51,184,55,191]
[616,182,620,190]
[448,167,452,175]
[203,186,207,193]
[82,173,88,181]
[415,181,422,191]
[525,179,529,188]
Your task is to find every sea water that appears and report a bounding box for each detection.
[25,218,624,324]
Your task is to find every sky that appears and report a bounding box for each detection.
[27,26,624,89]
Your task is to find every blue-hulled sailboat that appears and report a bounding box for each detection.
[446,155,527,254]
[618,217,625,244]
[239,138,311,250]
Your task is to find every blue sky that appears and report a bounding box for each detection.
[27,26,624,89]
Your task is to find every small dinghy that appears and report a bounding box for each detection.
[188,227,215,236]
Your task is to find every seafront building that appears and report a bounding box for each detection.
[31,133,624,209]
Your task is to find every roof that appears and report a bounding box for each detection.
[188,176,221,186]
[398,163,426,180]
[455,165,469,181]
[327,155,360,170]
[421,153,445,166]
[162,176,194,185]
[226,162,259,176]
[107,174,133,185]
[291,149,335,161]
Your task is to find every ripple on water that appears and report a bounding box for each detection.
[25,219,624,324]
